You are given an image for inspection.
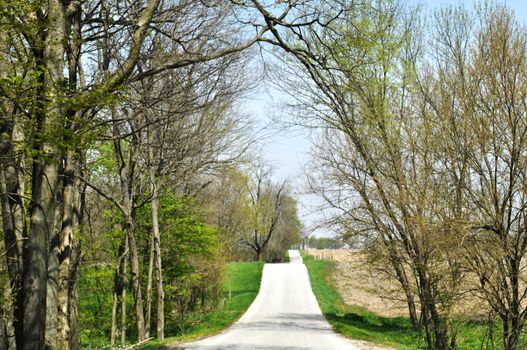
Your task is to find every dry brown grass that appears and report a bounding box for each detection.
[304,248,487,320]
[305,249,410,318]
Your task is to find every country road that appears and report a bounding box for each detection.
[178,250,387,350]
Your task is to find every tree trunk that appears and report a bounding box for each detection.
[112,109,145,342]
[0,305,6,350]
[111,238,127,349]
[147,125,164,339]
[421,299,433,350]
[152,191,165,339]
[46,169,64,349]
[125,217,146,341]
[110,291,119,349]
[56,149,79,350]
[389,251,418,329]
[120,254,127,347]
[22,0,65,348]
[255,247,264,262]
[502,311,522,350]
[68,242,81,350]
[45,194,62,350]
[1,279,16,350]
[23,148,60,350]
[145,236,154,338]
[67,168,84,350]
[405,293,418,330]
[0,120,27,349]
[418,269,449,350]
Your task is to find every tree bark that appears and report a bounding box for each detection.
[112,108,146,342]
[23,143,60,350]
[110,291,118,349]
[111,238,128,349]
[45,189,62,350]
[125,218,146,341]
[145,236,154,338]
[0,120,27,349]
[68,241,81,350]
[56,149,79,350]
[21,0,65,348]
[0,304,6,350]
[120,248,127,347]
[151,191,165,339]
[148,125,164,339]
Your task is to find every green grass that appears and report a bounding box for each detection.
[139,261,264,349]
[302,255,510,350]
[303,255,419,349]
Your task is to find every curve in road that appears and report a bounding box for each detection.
[179,250,386,350]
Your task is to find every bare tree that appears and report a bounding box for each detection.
[266,1,466,347]
[425,5,527,349]
[241,164,287,261]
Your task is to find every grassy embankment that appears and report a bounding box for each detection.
[80,261,263,349]
[139,261,264,349]
[303,255,503,350]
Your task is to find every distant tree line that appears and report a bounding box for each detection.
[305,236,346,250]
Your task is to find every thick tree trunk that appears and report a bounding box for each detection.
[45,264,59,349]
[21,0,65,348]
[255,248,264,262]
[23,151,60,350]
[501,305,522,350]
[56,149,79,350]
[45,196,62,350]
[67,166,84,350]
[417,269,449,350]
[0,121,27,348]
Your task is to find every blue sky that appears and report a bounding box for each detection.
[244,0,527,237]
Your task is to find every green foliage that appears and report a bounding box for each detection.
[136,194,225,329]
[79,266,134,348]
[79,193,227,348]
[139,261,264,350]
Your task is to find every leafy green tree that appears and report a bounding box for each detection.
[136,195,224,332]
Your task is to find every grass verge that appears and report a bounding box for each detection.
[303,255,502,350]
[303,255,418,349]
[139,261,264,349]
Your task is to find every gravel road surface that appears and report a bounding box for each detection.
[179,250,386,350]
